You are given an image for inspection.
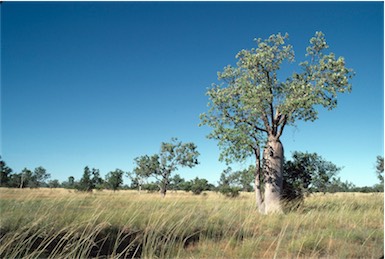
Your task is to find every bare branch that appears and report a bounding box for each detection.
[276,115,287,139]
[261,113,272,134]
[223,109,269,134]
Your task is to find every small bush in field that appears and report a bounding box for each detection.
[190,177,210,195]
[218,186,241,198]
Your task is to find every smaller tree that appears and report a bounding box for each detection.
[68,176,75,189]
[282,151,341,206]
[143,182,160,193]
[128,156,154,193]
[48,179,61,188]
[217,167,242,198]
[128,176,141,190]
[105,169,124,191]
[8,173,22,188]
[77,166,93,192]
[31,166,51,188]
[91,168,104,190]
[326,177,355,193]
[20,168,33,188]
[169,174,185,191]
[132,138,199,197]
[190,177,210,195]
[309,159,340,194]
[232,166,255,192]
[62,176,76,189]
[180,181,192,192]
[0,157,13,187]
[282,154,312,204]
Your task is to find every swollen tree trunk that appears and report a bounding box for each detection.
[262,136,284,214]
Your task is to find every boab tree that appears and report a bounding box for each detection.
[200,32,353,214]
[132,138,200,197]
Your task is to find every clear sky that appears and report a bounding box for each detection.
[2,2,384,187]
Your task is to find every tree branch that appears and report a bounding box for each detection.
[261,113,272,134]
[261,65,275,134]
[223,109,269,134]
[276,115,287,139]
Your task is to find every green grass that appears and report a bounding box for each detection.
[0,188,383,258]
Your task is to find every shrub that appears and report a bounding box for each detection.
[190,177,210,195]
[218,186,241,198]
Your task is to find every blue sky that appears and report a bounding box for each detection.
[2,2,383,187]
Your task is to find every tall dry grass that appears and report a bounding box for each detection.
[0,188,383,258]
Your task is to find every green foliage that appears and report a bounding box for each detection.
[282,151,341,206]
[68,176,75,185]
[233,166,255,192]
[143,182,160,193]
[11,167,51,189]
[20,168,33,188]
[105,169,124,191]
[77,166,92,192]
[91,168,104,190]
[77,167,103,192]
[47,179,61,188]
[168,174,185,191]
[216,166,254,194]
[132,155,159,180]
[132,138,199,196]
[127,175,141,190]
[8,173,23,188]
[218,186,241,198]
[179,181,192,192]
[351,185,383,193]
[62,176,76,189]
[32,166,51,188]
[308,158,341,193]
[190,177,210,195]
[217,167,242,198]
[0,157,13,187]
[326,177,356,193]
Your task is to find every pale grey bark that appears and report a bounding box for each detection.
[261,137,284,214]
[257,110,285,214]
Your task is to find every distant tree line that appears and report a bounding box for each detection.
[1,153,383,199]
[0,162,52,189]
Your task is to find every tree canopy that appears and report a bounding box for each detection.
[200,32,354,163]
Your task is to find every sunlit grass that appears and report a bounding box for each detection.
[0,188,383,258]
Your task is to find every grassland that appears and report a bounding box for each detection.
[0,188,383,258]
